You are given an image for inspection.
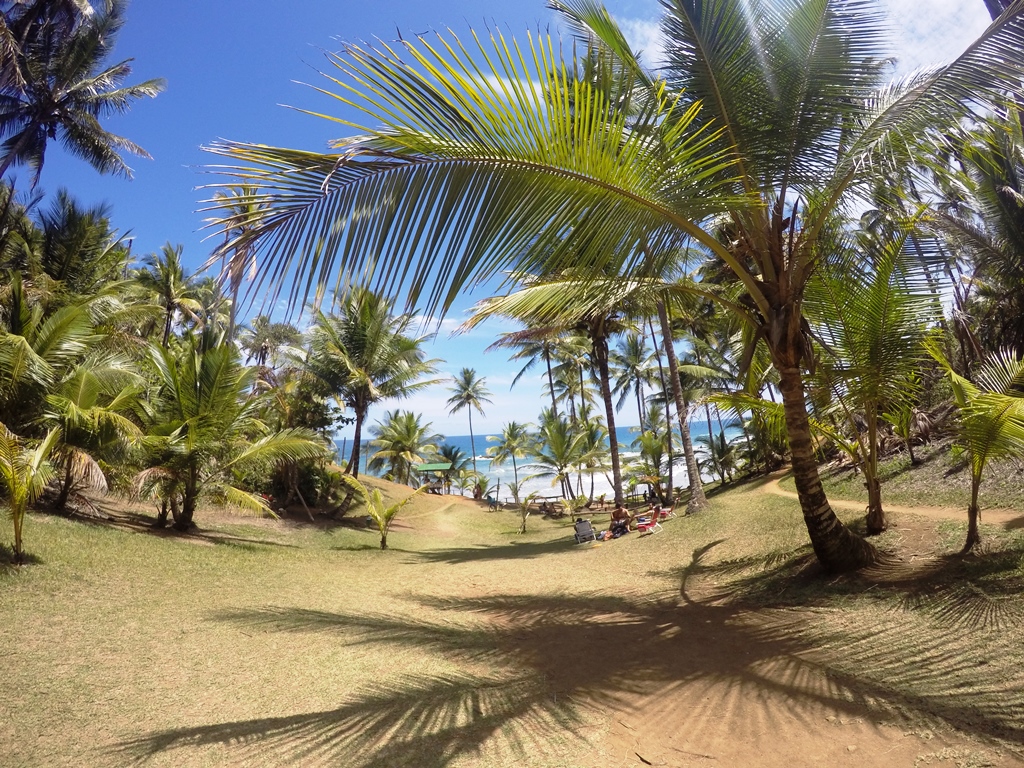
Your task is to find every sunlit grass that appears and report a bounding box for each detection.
[2,474,1023,766]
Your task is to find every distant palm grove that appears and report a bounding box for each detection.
[3,0,1024,574]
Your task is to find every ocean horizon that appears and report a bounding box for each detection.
[334,420,741,504]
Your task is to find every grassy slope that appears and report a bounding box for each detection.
[1,474,1023,766]
[799,442,1024,513]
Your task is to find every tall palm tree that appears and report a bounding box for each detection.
[202,2,1024,570]
[204,184,267,341]
[306,287,439,477]
[131,243,202,348]
[446,368,491,473]
[0,0,164,185]
[467,272,634,504]
[486,421,535,502]
[489,329,561,416]
[526,414,585,500]
[610,332,655,428]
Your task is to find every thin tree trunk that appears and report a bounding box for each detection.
[650,317,674,503]
[545,348,558,417]
[174,468,198,531]
[155,499,169,528]
[12,505,24,563]
[55,462,73,511]
[963,476,982,552]
[468,410,477,473]
[347,404,366,477]
[592,329,624,506]
[657,300,707,513]
[776,365,876,572]
[864,411,887,535]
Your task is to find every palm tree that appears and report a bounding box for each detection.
[367,409,442,487]
[929,345,1024,551]
[0,423,58,562]
[0,0,164,186]
[337,474,425,549]
[305,287,439,478]
[205,184,267,341]
[486,421,534,503]
[42,353,142,511]
[446,368,491,473]
[489,330,561,416]
[136,334,326,530]
[202,3,1024,570]
[610,332,656,428]
[526,415,585,500]
[131,243,202,348]
[467,273,636,505]
[805,217,938,534]
[436,443,472,494]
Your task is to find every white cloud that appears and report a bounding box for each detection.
[881,0,991,73]
[618,17,665,68]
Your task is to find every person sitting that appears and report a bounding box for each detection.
[610,503,631,538]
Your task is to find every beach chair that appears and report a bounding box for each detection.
[658,504,678,521]
[635,514,663,535]
[573,519,597,544]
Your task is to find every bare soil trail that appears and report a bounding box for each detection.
[762,470,1024,529]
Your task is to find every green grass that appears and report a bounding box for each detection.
[804,442,1024,513]
[2,476,1024,766]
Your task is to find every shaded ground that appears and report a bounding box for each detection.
[2,476,1024,767]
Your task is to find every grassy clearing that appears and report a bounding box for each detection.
[2,475,1024,766]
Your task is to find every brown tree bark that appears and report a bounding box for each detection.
[591,327,624,506]
[657,301,707,513]
[776,364,876,571]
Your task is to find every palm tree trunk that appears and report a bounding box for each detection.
[657,301,707,513]
[347,405,366,477]
[591,330,624,506]
[55,462,73,511]
[776,365,876,572]
[544,347,558,417]
[174,467,199,531]
[12,503,24,563]
[650,317,675,503]
[468,410,477,473]
[963,475,982,553]
[864,411,887,535]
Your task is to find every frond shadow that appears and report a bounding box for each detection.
[117,541,1024,765]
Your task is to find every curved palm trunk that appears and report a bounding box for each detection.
[591,330,624,506]
[657,301,706,513]
[777,365,875,572]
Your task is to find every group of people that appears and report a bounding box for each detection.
[596,500,672,540]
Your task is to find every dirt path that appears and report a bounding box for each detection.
[761,471,1024,529]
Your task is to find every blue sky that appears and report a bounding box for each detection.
[27,0,992,436]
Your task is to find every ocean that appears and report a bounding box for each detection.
[334,420,741,504]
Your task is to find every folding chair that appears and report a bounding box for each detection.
[635,514,663,535]
[573,519,597,544]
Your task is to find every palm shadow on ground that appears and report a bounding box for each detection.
[114,542,1024,767]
